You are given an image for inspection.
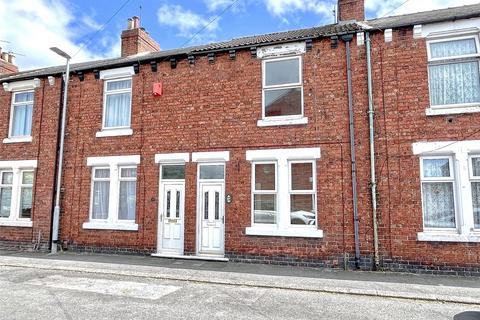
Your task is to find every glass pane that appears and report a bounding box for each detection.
[14,92,34,103]
[121,167,137,178]
[291,162,313,190]
[162,165,185,179]
[2,172,13,185]
[254,164,275,191]
[118,181,136,220]
[106,79,132,91]
[472,182,480,229]
[265,58,300,86]
[0,188,12,217]
[472,158,480,177]
[290,194,316,225]
[423,158,450,178]
[12,104,33,136]
[166,190,171,218]
[429,61,480,106]
[22,171,34,184]
[95,168,110,179]
[19,187,32,219]
[430,38,477,59]
[422,182,455,228]
[176,191,180,218]
[204,191,209,219]
[265,88,302,117]
[253,194,276,224]
[105,93,131,127]
[215,191,219,220]
[199,165,224,179]
[92,181,109,219]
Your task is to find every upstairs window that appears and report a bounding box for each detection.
[427,36,480,108]
[103,78,132,129]
[262,56,303,118]
[10,91,34,137]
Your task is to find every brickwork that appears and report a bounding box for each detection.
[338,0,365,21]
[0,77,61,249]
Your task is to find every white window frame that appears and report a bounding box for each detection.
[426,34,480,114]
[259,55,307,126]
[84,155,140,231]
[288,160,317,228]
[7,90,34,142]
[251,161,278,227]
[89,167,110,222]
[413,140,480,242]
[469,155,480,231]
[419,155,458,232]
[0,160,37,228]
[117,165,137,221]
[245,147,322,238]
[18,170,34,220]
[102,77,132,129]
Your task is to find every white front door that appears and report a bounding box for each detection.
[199,183,224,255]
[159,183,184,254]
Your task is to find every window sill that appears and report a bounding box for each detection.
[2,136,32,144]
[257,117,308,127]
[0,220,33,228]
[245,226,323,238]
[417,232,480,242]
[82,222,138,231]
[425,105,480,116]
[96,128,133,138]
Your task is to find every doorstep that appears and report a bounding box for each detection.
[151,253,229,262]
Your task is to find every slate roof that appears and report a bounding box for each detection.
[2,2,480,83]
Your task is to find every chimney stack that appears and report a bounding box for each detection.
[121,16,160,57]
[338,0,365,22]
[0,48,18,75]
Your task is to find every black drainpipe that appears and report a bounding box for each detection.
[342,34,361,269]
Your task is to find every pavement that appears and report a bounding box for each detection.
[0,250,479,306]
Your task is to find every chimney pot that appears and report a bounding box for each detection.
[127,18,134,30]
[7,53,15,64]
[1,52,8,61]
[132,16,140,29]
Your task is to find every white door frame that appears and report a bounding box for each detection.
[157,165,185,255]
[196,162,226,256]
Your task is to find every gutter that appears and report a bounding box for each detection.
[341,33,361,269]
[365,32,380,270]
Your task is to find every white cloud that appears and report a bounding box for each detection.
[157,4,219,38]
[366,0,480,18]
[0,0,120,71]
[263,0,335,19]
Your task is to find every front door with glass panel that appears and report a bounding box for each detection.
[197,164,225,255]
[199,184,224,254]
[158,164,185,255]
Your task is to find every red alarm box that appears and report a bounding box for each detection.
[153,82,163,96]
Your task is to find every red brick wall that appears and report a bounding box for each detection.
[121,28,160,57]
[370,28,480,268]
[58,37,373,264]
[338,0,364,21]
[0,78,61,248]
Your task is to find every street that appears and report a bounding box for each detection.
[0,264,479,320]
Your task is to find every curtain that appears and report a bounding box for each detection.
[0,188,12,218]
[92,181,109,219]
[472,182,480,229]
[422,182,455,228]
[430,38,477,59]
[429,61,480,106]
[12,104,33,136]
[105,93,131,127]
[118,180,136,220]
[423,158,450,177]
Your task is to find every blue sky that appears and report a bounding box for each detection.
[0,0,478,70]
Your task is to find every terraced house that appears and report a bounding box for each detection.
[0,0,479,275]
